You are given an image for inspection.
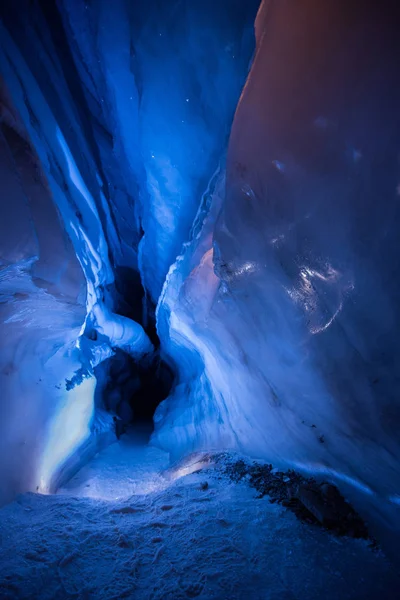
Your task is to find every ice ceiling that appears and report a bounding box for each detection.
[1,0,400,558]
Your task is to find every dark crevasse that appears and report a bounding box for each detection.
[0,0,259,502]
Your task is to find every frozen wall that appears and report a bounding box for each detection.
[132,0,259,302]
[4,0,400,560]
[0,0,259,502]
[155,0,400,557]
[0,82,87,504]
[26,0,259,307]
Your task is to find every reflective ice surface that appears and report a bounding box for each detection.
[154,0,400,557]
[0,0,257,500]
[1,0,400,563]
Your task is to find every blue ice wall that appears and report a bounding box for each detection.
[57,0,259,303]
[0,82,87,504]
[2,0,400,562]
[154,0,400,560]
[131,0,259,302]
[0,0,259,501]
[1,0,258,301]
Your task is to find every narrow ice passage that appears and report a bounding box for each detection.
[1,0,400,597]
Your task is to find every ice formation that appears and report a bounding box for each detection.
[0,0,258,501]
[1,0,400,564]
[154,0,400,557]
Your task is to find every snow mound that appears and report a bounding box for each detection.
[0,449,399,599]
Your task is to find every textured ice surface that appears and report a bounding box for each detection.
[154,0,400,559]
[133,0,259,301]
[11,0,259,303]
[0,0,258,503]
[0,84,88,503]
[1,437,399,599]
[0,48,150,498]
[2,0,400,566]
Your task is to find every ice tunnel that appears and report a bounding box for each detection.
[0,0,259,501]
[1,0,400,593]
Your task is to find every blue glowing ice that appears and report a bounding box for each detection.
[2,0,400,562]
[153,0,400,560]
[0,0,258,500]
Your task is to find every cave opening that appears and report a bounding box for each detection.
[96,265,176,439]
[98,348,175,440]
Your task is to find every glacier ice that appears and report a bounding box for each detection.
[0,0,258,501]
[0,82,87,503]
[153,0,400,558]
[1,0,400,564]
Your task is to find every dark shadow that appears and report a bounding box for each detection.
[98,349,175,440]
[114,266,145,324]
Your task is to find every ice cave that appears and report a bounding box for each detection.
[1,0,400,598]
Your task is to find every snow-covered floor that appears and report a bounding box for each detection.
[0,428,399,600]
[57,423,170,501]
